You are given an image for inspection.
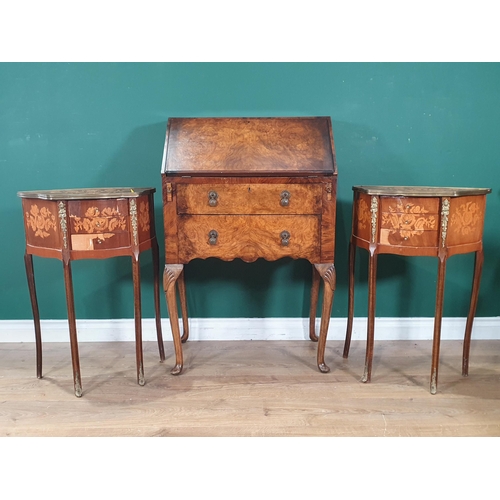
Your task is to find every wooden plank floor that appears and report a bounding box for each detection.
[0,339,499,436]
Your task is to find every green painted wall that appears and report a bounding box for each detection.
[1,63,499,321]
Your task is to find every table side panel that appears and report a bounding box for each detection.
[447,195,487,248]
[352,192,372,244]
[22,198,62,251]
[135,194,156,245]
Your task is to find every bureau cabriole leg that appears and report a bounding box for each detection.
[343,240,357,358]
[314,263,336,373]
[462,249,484,377]
[164,264,184,375]
[132,255,145,386]
[151,240,165,362]
[430,257,447,395]
[308,264,320,342]
[177,269,189,343]
[24,253,42,379]
[62,259,82,398]
[362,251,378,383]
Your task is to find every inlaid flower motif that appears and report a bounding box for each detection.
[26,204,56,238]
[357,198,370,229]
[139,201,150,232]
[71,206,126,233]
[450,202,480,235]
[382,202,436,239]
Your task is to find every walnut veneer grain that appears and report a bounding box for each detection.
[161,117,337,375]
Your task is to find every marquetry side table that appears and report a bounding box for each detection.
[161,117,337,375]
[18,187,164,397]
[343,185,491,394]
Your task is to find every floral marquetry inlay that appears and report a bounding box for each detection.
[382,201,436,239]
[357,198,371,230]
[139,201,150,232]
[25,204,56,238]
[70,206,127,233]
[450,201,481,235]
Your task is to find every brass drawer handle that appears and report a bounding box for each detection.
[280,190,290,207]
[208,230,218,245]
[280,230,290,246]
[208,190,218,207]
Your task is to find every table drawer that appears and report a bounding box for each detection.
[379,196,439,248]
[380,196,439,214]
[178,215,320,262]
[176,183,322,215]
[68,199,131,251]
[380,209,438,247]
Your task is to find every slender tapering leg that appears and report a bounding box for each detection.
[24,253,42,379]
[314,263,336,373]
[132,254,145,386]
[362,251,378,383]
[308,264,320,342]
[151,240,165,362]
[164,264,184,375]
[343,240,357,358]
[62,259,82,397]
[430,257,447,395]
[178,269,189,343]
[462,250,484,377]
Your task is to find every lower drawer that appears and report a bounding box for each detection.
[178,215,320,263]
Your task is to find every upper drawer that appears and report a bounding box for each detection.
[176,183,322,215]
[380,197,440,214]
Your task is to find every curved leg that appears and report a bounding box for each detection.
[151,240,165,362]
[24,253,43,379]
[362,251,377,383]
[462,250,484,377]
[343,240,356,358]
[62,259,82,398]
[164,264,184,375]
[308,264,320,342]
[314,263,336,373]
[177,269,189,343]
[132,254,145,386]
[430,257,447,395]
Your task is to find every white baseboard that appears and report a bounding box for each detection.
[0,317,499,343]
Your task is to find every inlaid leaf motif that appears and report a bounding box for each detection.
[450,202,480,235]
[71,206,126,233]
[382,201,436,239]
[139,201,150,232]
[357,198,370,229]
[26,204,56,238]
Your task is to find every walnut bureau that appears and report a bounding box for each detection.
[18,187,164,397]
[343,185,491,394]
[161,117,337,375]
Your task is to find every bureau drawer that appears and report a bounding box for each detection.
[177,215,320,262]
[68,199,131,251]
[176,183,322,215]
